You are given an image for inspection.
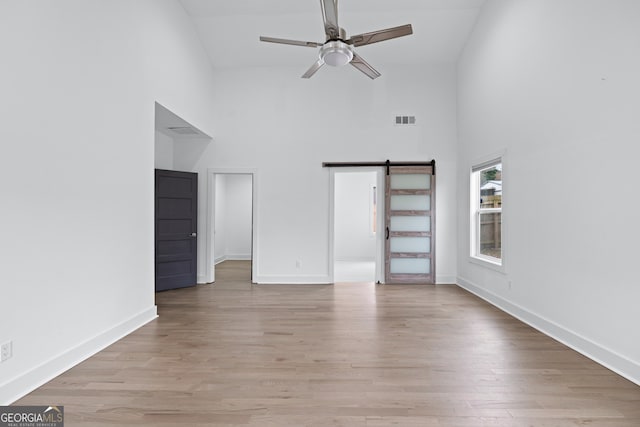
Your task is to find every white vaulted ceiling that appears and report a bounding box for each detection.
[178,0,486,69]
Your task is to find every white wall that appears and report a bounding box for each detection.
[0,0,216,403]
[178,64,459,284]
[154,131,175,170]
[223,174,253,259]
[213,174,253,263]
[334,172,377,261]
[214,174,227,263]
[457,0,640,384]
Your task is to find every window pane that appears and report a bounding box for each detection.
[479,164,502,208]
[479,212,501,259]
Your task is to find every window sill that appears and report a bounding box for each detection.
[469,255,505,274]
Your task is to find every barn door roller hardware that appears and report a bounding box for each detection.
[322,160,436,175]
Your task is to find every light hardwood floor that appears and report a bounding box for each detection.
[16,261,640,426]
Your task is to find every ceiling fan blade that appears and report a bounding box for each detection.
[350,52,381,80]
[320,0,340,39]
[260,36,322,48]
[347,24,413,47]
[302,59,325,79]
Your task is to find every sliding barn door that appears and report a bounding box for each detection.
[385,165,435,284]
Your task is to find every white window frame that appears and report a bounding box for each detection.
[470,157,504,272]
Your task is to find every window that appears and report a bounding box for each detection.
[471,159,502,265]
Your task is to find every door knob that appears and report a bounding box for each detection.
[190,232,197,237]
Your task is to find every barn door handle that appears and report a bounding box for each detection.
[385,227,389,240]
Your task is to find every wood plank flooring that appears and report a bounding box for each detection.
[16,261,640,426]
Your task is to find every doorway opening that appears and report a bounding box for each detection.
[330,169,384,283]
[153,103,212,293]
[206,169,258,284]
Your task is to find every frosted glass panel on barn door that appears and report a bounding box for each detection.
[385,165,435,284]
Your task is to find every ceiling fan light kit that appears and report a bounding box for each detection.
[260,0,413,79]
[320,41,353,67]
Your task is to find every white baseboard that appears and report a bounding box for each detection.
[457,276,640,386]
[436,275,456,284]
[0,306,158,405]
[255,274,454,286]
[225,254,251,261]
[214,254,251,265]
[255,275,332,285]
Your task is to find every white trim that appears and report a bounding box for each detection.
[471,157,501,172]
[335,256,376,262]
[328,169,336,284]
[209,254,251,273]
[255,275,332,285]
[457,276,640,387]
[206,168,259,284]
[0,306,158,405]
[224,254,251,261]
[436,275,457,284]
[470,149,507,172]
[375,170,385,283]
[469,254,505,274]
[478,207,501,214]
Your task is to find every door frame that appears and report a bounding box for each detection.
[205,168,259,284]
[328,167,385,284]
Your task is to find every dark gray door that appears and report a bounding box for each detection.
[155,169,197,291]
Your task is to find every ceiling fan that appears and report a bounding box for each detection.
[259,0,413,79]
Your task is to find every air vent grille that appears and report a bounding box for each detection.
[395,115,416,126]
